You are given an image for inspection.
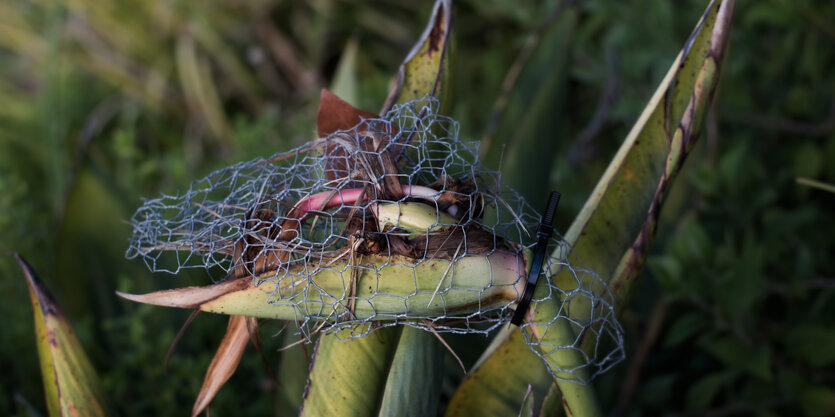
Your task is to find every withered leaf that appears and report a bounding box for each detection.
[316,89,403,198]
[316,89,379,138]
[191,315,251,417]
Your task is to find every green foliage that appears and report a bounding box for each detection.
[1,0,834,415]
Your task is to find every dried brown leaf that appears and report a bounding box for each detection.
[191,315,250,417]
[316,89,379,138]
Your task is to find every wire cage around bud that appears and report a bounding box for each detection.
[126,96,624,383]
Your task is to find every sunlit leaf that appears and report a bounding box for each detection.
[448,1,736,415]
[382,0,454,114]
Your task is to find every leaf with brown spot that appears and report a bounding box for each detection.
[191,315,251,417]
[14,253,110,417]
[447,1,736,416]
[381,0,454,115]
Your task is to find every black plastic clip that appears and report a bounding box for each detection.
[511,191,561,326]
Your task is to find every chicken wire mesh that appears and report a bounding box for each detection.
[126,96,624,382]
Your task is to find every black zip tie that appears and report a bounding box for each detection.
[511,191,561,326]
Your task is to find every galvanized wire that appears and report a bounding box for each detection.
[126,96,624,382]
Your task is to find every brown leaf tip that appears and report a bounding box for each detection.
[12,252,61,316]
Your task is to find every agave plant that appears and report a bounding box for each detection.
[121,84,624,411]
[17,0,735,415]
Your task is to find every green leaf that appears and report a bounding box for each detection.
[638,374,677,408]
[176,34,233,148]
[275,331,310,417]
[381,0,454,115]
[700,337,772,381]
[55,168,131,318]
[300,327,400,417]
[378,327,443,417]
[662,313,708,348]
[445,329,552,417]
[480,8,578,209]
[449,0,736,414]
[559,0,735,311]
[519,385,535,417]
[14,253,110,417]
[538,382,564,417]
[784,324,835,367]
[647,256,684,295]
[331,37,361,108]
[685,370,736,411]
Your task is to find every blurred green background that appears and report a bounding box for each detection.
[1,0,834,415]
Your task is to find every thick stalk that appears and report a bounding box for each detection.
[119,251,527,321]
[526,275,603,417]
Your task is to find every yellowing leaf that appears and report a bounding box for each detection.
[449,1,736,415]
[14,253,109,417]
[382,0,454,114]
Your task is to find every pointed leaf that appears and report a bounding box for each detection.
[331,37,361,107]
[14,253,109,417]
[176,34,233,147]
[191,315,250,417]
[563,0,735,312]
[381,0,454,114]
[449,0,735,415]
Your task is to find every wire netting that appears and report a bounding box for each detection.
[126,96,624,382]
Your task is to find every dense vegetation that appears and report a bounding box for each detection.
[1,0,833,415]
